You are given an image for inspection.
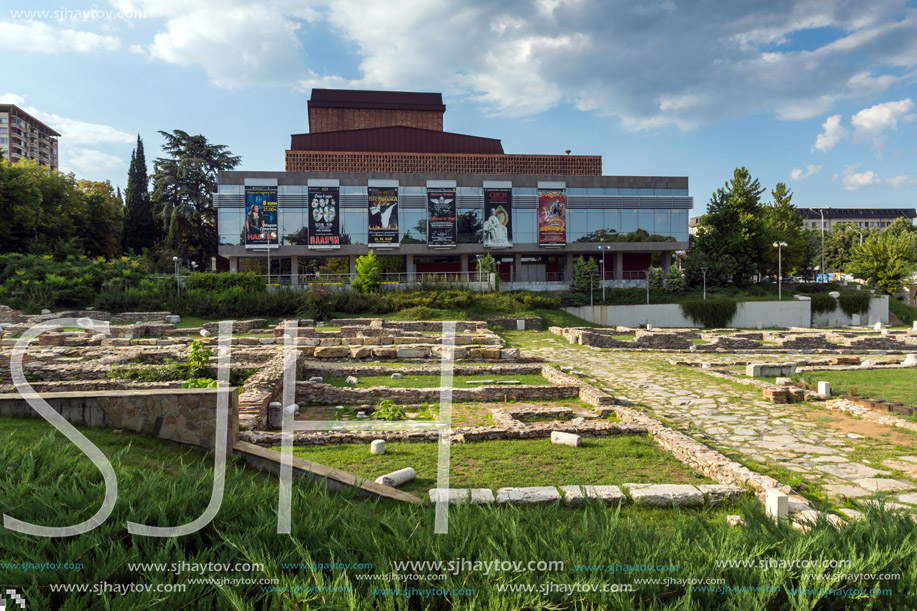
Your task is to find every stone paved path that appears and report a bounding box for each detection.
[527,339,917,503]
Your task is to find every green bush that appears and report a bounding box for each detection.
[679,300,738,328]
[807,292,837,316]
[372,400,406,421]
[838,292,872,318]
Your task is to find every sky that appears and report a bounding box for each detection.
[2,0,917,215]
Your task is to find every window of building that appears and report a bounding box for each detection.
[400,208,426,243]
[514,208,536,243]
[280,209,307,245]
[0,138,7,144]
[217,208,244,245]
[341,207,367,244]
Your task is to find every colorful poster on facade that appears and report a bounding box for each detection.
[537,189,566,246]
[368,186,399,247]
[244,186,278,248]
[308,186,340,248]
[426,188,456,247]
[483,188,512,248]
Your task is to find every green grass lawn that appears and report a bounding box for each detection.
[323,373,550,388]
[794,369,917,405]
[283,436,714,495]
[173,316,281,329]
[3,416,917,609]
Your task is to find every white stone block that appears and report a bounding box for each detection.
[775,377,792,386]
[429,488,495,505]
[765,488,788,519]
[817,381,831,398]
[370,440,386,455]
[391,373,403,379]
[375,467,416,487]
[745,364,761,377]
[516,319,526,331]
[913,321,917,331]
[851,314,861,325]
[165,315,181,324]
[551,431,581,447]
[309,376,323,383]
[560,485,625,507]
[903,354,917,366]
[726,515,747,527]
[41,309,51,314]
[346,375,359,385]
[874,321,884,330]
[625,484,704,507]
[495,487,562,505]
[199,329,211,337]
[698,484,745,505]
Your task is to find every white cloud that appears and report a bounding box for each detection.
[812,115,849,152]
[61,148,127,176]
[0,93,135,147]
[790,164,822,180]
[886,174,917,188]
[117,0,320,88]
[841,167,882,190]
[0,20,120,53]
[851,98,916,157]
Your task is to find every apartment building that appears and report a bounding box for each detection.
[0,104,60,171]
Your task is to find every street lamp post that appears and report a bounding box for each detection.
[644,269,650,305]
[172,256,180,297]
[852,228,863,246]
[597,245,608,302]
[590,271,594,307]
[773,241,787,300]
[818,208,826,283]
[701,267,708,301]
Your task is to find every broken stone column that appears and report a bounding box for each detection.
[550,431,582,447]
[817,381,831,399]
[376,467,416,487]
[370,440,386,455]
[765,489,788,519]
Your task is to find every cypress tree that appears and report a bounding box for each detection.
[121,135,156,253]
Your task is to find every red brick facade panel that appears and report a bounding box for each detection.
[308,108,444,133]
[284,151,602,176]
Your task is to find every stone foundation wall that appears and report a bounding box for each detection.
[241,421,646,446]
[0,387,238,451]
[294,382,579,405]
[540,365,617,407]
[300,363,543,378]
[328,319,488,332]
[486,317,544,331]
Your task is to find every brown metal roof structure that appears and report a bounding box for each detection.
[308,89,446,112]
[289,126,504,154]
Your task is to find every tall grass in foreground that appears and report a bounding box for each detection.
[0,420,915,610]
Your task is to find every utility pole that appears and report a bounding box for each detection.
[773,241,787,300]
[819,208,826,283]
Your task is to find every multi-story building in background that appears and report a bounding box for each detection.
[215,89,692,288]
[797,208,916,231]
[0,104,60,171]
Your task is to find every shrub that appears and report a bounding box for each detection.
[807,292,837,316]
[181,378,218,388]
[351,250,382,292]
[647,267,664,292]
[679,300,738,328]
[372,400,406,421]
[664,267,685,294]
[838,292,872,318]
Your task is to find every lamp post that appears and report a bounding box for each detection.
[597,245,608,302]
[852,228,863,246]
[701,266,708,301]
[644,269,650,305]
[818,208,826,283]
[172,256,180,297]
[773,241,787,300]
[590,271,595,306]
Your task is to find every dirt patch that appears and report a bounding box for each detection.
[798,406,916,446]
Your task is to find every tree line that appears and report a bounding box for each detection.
[686,167,917,295]
[0,130,239,270]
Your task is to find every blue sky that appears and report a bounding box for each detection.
[2,0,916,215]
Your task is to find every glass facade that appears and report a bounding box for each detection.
[217,183,690,246]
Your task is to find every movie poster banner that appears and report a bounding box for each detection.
[244,186,278,248]
[537,189,566,246]
[308,186,340,248]
[483,188,513,248]
[368,186,399,247]
[426,188,456,247]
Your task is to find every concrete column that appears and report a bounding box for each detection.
[661,251,672,272]
[614,252,623,281]
[290,256,298,285]
[514,253,523,283]
[229,256,238,273]
[405,254,415,282]
[459,254,469,275]
[564,252,574,284]
[349,255,357,276]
